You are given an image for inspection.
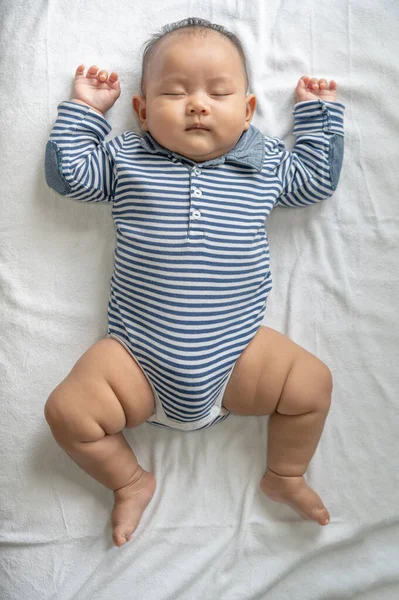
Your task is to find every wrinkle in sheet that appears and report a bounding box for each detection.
[279,231,358,342]
[66,543,115,600]
[53,486,72,539]
[346,0,381,227]
[83,530,230,600]
[355,581,399,600]
[252,518,399,600]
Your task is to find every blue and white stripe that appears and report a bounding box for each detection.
[46,99,344,431]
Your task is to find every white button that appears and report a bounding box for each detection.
[194,168,201,176]
[193,188,202,197]
[192,209,201,219]
[210,406,220,418]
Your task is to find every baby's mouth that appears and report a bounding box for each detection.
[186,125,210,131]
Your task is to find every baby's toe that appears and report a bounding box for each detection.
[296,490,330,526]
[112,525,132,547]
[311,505,330,526]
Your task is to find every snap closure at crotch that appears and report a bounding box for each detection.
[210,406,220,418]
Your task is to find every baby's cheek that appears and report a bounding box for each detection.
[223,105,248,130]
[150,102,175,121]
[227,101,247,121]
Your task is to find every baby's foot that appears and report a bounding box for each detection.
[260,468,330,526]
[112,466,156,547]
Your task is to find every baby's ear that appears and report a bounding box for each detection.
[132,95,143,115]
[245,93,257,125]
[132,95,147,128]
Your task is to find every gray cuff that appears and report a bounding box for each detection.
[45,141,71,195]
[328,134,344,190]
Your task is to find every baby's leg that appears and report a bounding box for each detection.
[44,338,156,546]
[223,327,332,526]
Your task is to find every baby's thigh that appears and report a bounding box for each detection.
[222,326,320,416]
[45,339,155,440]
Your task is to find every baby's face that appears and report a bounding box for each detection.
[133,33,256,163]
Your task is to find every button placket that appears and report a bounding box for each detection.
[188,168,204,238]
[191,188,202,220]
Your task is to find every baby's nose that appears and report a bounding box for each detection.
[189,106,208,113]
[188,99,210,113]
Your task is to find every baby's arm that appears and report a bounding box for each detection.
[273,76,345,208]
[45,65,122,202]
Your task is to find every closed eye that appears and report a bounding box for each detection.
[163,93,233,97]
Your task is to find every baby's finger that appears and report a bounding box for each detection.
[329,80,337,90]
[98,70,108,82]
[309,78,319,90]
[319,79,328,90]
[86,65,100,78]
[108,71,119,83]
[75,64,85,76]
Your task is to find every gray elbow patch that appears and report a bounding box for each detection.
[328,134,344,190]
[45,141,72,195]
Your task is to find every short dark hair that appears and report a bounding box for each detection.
[139,17,251,96]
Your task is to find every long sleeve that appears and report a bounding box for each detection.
[44,101,125,203]
[275,99,345,207]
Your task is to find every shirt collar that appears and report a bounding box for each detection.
[138,124,265,172]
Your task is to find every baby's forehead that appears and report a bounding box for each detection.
[165,29,226,45]
[159,37,240,72]
[144,30,248,92]
[158,30,238,58]
[158,71,238,85]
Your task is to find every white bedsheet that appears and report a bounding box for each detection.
[1,0,399,598]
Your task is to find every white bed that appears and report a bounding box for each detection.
[1,0,399,598]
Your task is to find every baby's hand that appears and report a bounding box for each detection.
[73,65,121,114]
[295,76,337,103]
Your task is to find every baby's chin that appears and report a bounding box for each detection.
[175,139,232,163]
[166,144,217,163]
[179,148,224,163]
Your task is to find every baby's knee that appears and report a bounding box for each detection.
[312,360,333,411]
[44,381,104,448]
[310,357,333,396]
[44,385,69,445]
[45,384,76,445]
[281,355,332,415]
[302,357,333,417]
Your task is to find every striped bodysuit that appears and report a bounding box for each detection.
[45,99,345,431]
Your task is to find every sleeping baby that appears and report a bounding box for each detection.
[44,17,345,547]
